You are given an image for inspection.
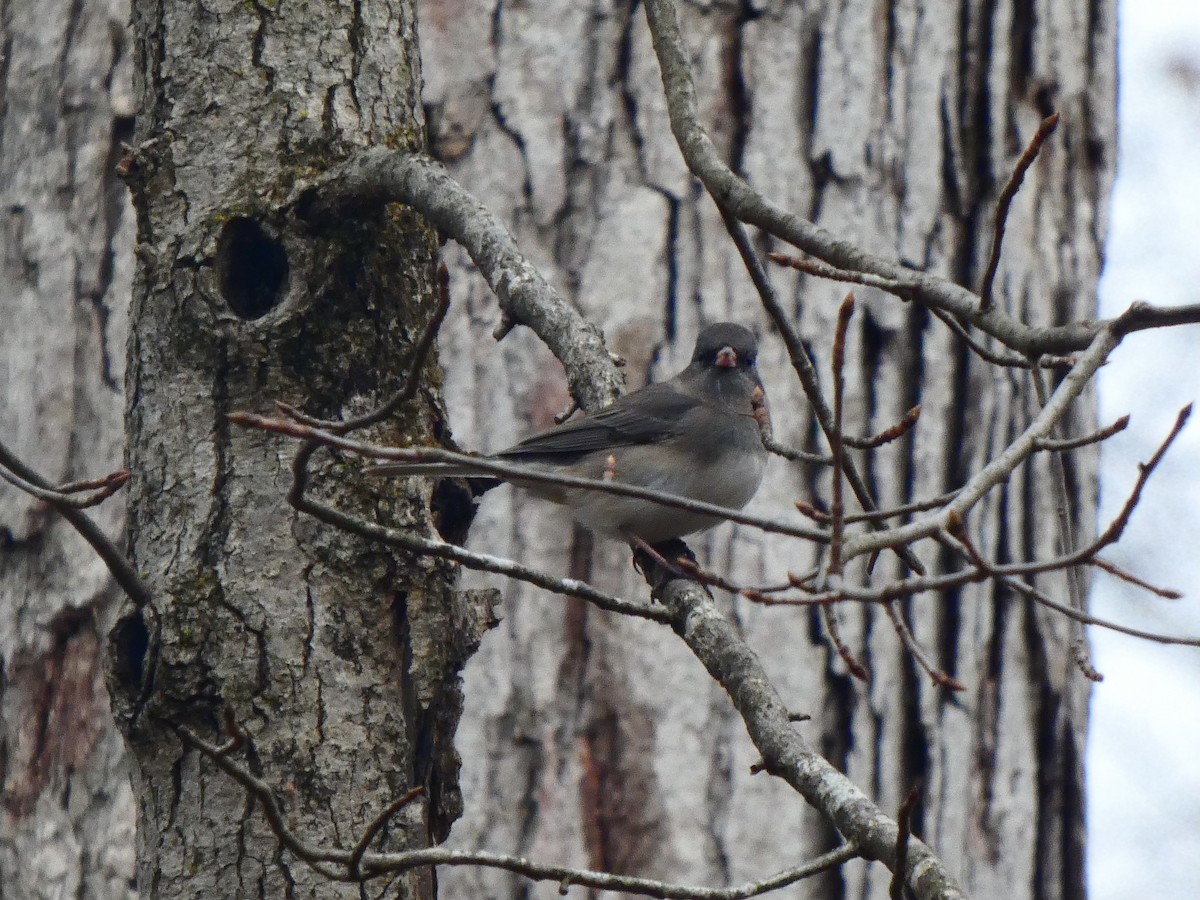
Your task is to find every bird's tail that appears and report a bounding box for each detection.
[366,462,471,478]
[366,462,500,495]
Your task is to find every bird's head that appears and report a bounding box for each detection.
[688,322,763,403]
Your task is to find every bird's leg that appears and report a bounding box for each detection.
[625,533,689,578]
[628,537,709,601]
[631,537,743,594]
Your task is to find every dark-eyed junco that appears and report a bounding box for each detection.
[371,322,768,544]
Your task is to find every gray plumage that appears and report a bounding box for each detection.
[370,322,768,543]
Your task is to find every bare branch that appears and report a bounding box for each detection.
[927,308,1076,370]
[643,0,1200,358]
[298,151,623,413]
[1027,360,1098,681]
[1091,557,1182,600]
[0,437,153,609]
[1035,415,1130,451]
[714,204,926,576]
[349,787,425,879]
[822,604,870,682]
[961,405,1189,582]
[1089,404,1190,548]
[767,252,912,296]
[0,464,128,509]
[994,571,1200,648]
[797,492,960,526]
[229,411,830,545]
[1110,300,1200,336]
[980,114,1060,310]
[890,785,921,900]
[845,406,920,450]
[884,603,965,691]
[176,719,860,899]
[640,566,967,900]
[762,436,832,465]
[829,295,855,576]
[842,324,1119,561]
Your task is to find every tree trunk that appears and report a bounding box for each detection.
[108,1,487,898]
[1,0,1115,896]
[0,0,137,897]
[422,1,1113,897]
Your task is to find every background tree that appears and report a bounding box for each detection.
[0,1,137,896]
[424,2,1111,898]
[0,0,1142,899]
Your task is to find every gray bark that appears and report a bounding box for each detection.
[0,0,137,897]
[112,0,485,898]
[1,0,1115,897]
[422,1,1113,898]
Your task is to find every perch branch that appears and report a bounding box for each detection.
[638,562,967,900]
[229,412,830,544]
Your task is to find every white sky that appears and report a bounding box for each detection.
[1090,2,1200,898]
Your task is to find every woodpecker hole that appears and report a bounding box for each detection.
[110,609,149,696]
[216,217,289,320]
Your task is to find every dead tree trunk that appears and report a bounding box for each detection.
[0,1,137,897]
[423,2,1113,898]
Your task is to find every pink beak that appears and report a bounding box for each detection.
[716,346,738,369]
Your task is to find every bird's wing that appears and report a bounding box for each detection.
[495,383,699,460]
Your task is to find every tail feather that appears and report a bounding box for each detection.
[366,462,472,478]
[366,462,500,496]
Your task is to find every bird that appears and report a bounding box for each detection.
[370,322,768,546]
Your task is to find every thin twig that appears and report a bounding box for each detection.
[0,437,153,609]
[762,436,832,465]
[349,787,425,878]
[844,406,920,450]
[884,603,965,691]
[767,252,912,296]
[927,308,1076,370]
[797,491,960,526]
[230,411,830,545]
[0,465,129,508]
[1035,415,1129,451]
[980,114,1060,311]
[822,605,870,681]
[714,204,926,576]
[176,719,860,899]
[829,295,855,575]
[890,785,921,900]
[1091,557,1182,600]
[278,263,452,434]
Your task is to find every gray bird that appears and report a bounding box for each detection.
[371,322,768,545]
